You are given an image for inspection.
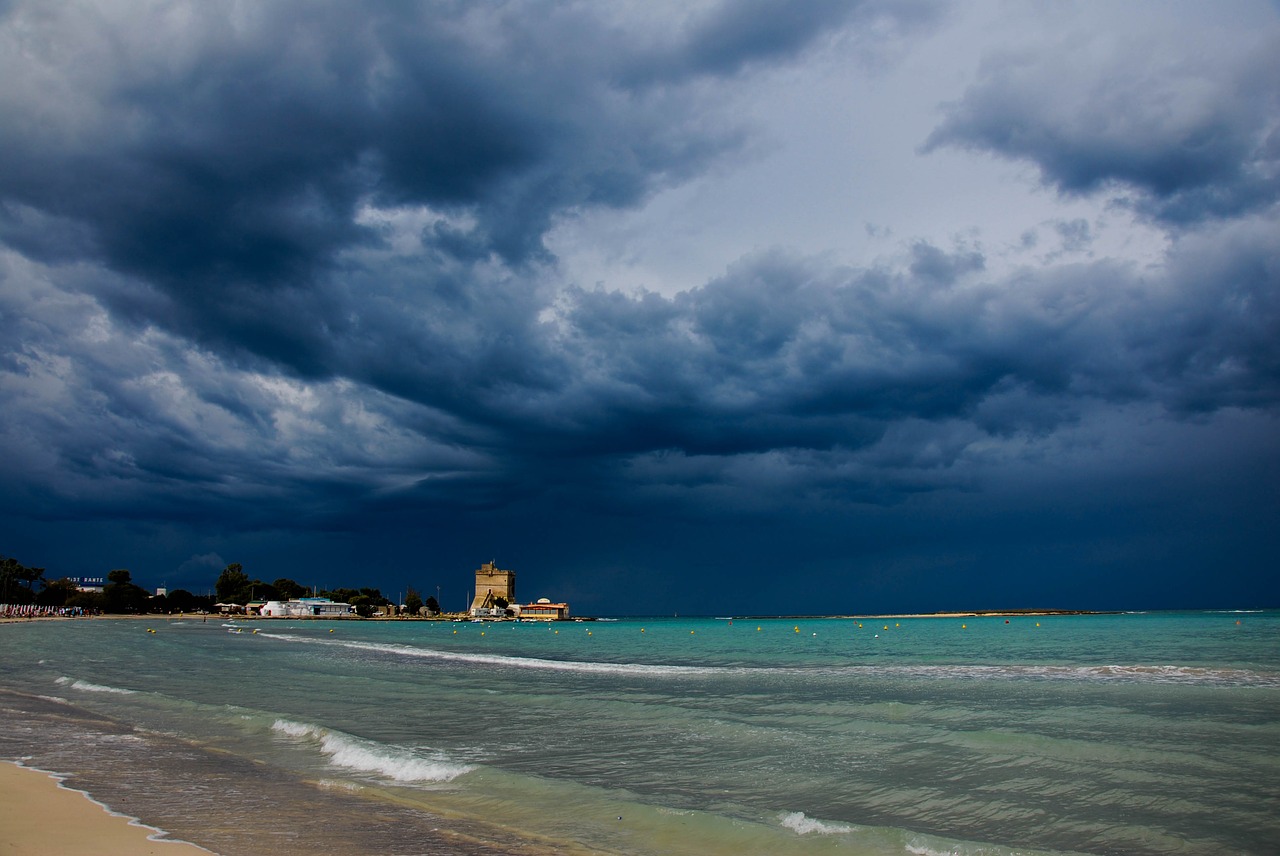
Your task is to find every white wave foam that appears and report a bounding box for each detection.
[781,811,855,835]
[271,719,472,783]
[251,633,1280,687]
[904,839,1014,856]
[256,632,724,677]
[829,663,1280,687]
[55,677,137,695]
[13,763,215,852]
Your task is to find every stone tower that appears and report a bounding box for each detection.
[470,560,516,613]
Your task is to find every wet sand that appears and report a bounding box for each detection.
[0,761,212,855]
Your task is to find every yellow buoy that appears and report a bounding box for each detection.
[962,624,967,629]
[329,629,335,633]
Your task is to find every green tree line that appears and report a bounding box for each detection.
[2,554,216,614]
[4,553,443,617]
[214,564,441,616]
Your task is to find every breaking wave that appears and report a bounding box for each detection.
[251,632,1280,687]
[55,677,137,695]
[271,719,472,783]
[815,663,1280,687]
[256,631,724,677]
[780,811,856,835]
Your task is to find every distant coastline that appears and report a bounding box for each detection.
[9,608,1247,625]
[747,609,1114,620]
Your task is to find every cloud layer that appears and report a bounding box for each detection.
[1,1,1277,611]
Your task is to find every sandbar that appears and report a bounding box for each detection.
[0,761,212,855]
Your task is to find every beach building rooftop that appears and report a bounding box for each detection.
[515,598,570,621]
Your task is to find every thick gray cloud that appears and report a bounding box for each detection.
[923,8,1280,224]
[1,1,1277,610]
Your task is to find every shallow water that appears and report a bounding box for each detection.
[2,611,1277,855]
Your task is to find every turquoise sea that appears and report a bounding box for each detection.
[1,611,1277,855]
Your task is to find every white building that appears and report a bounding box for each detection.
[260,598,354,618]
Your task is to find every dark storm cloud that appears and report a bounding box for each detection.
[619,0,920,82]
[556,224,1279,466]
[923,19,1280,224]
[0,0,797,362]
[1,2,1277,608]
[3,207,1278,525]
[0,0,934,518]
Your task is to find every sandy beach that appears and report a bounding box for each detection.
[0,761,211,855]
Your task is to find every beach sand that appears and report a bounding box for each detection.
[0,761,212,855]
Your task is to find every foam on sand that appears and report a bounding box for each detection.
[0,761,211,854]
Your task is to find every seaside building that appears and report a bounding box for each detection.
[466,560,571,619]
[515,598,570,621]
[469,560,516,616]
[260,598,355,618]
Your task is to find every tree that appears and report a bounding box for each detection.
[165,589,212,613]
[103,569,149,614]
[67,589,105,612]
[215,563,250,602]
[36,577,79,607]
[273,578,307,599]
[1,555,45,604]
[405,588,423,616]
[239,580,278,603]
[424,595,440,615]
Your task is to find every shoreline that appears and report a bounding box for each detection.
[0,761,212,855]
[5,608,1266,626]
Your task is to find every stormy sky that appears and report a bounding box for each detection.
[2,1,1277,614]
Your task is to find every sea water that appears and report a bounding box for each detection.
[1,611,1277,855]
